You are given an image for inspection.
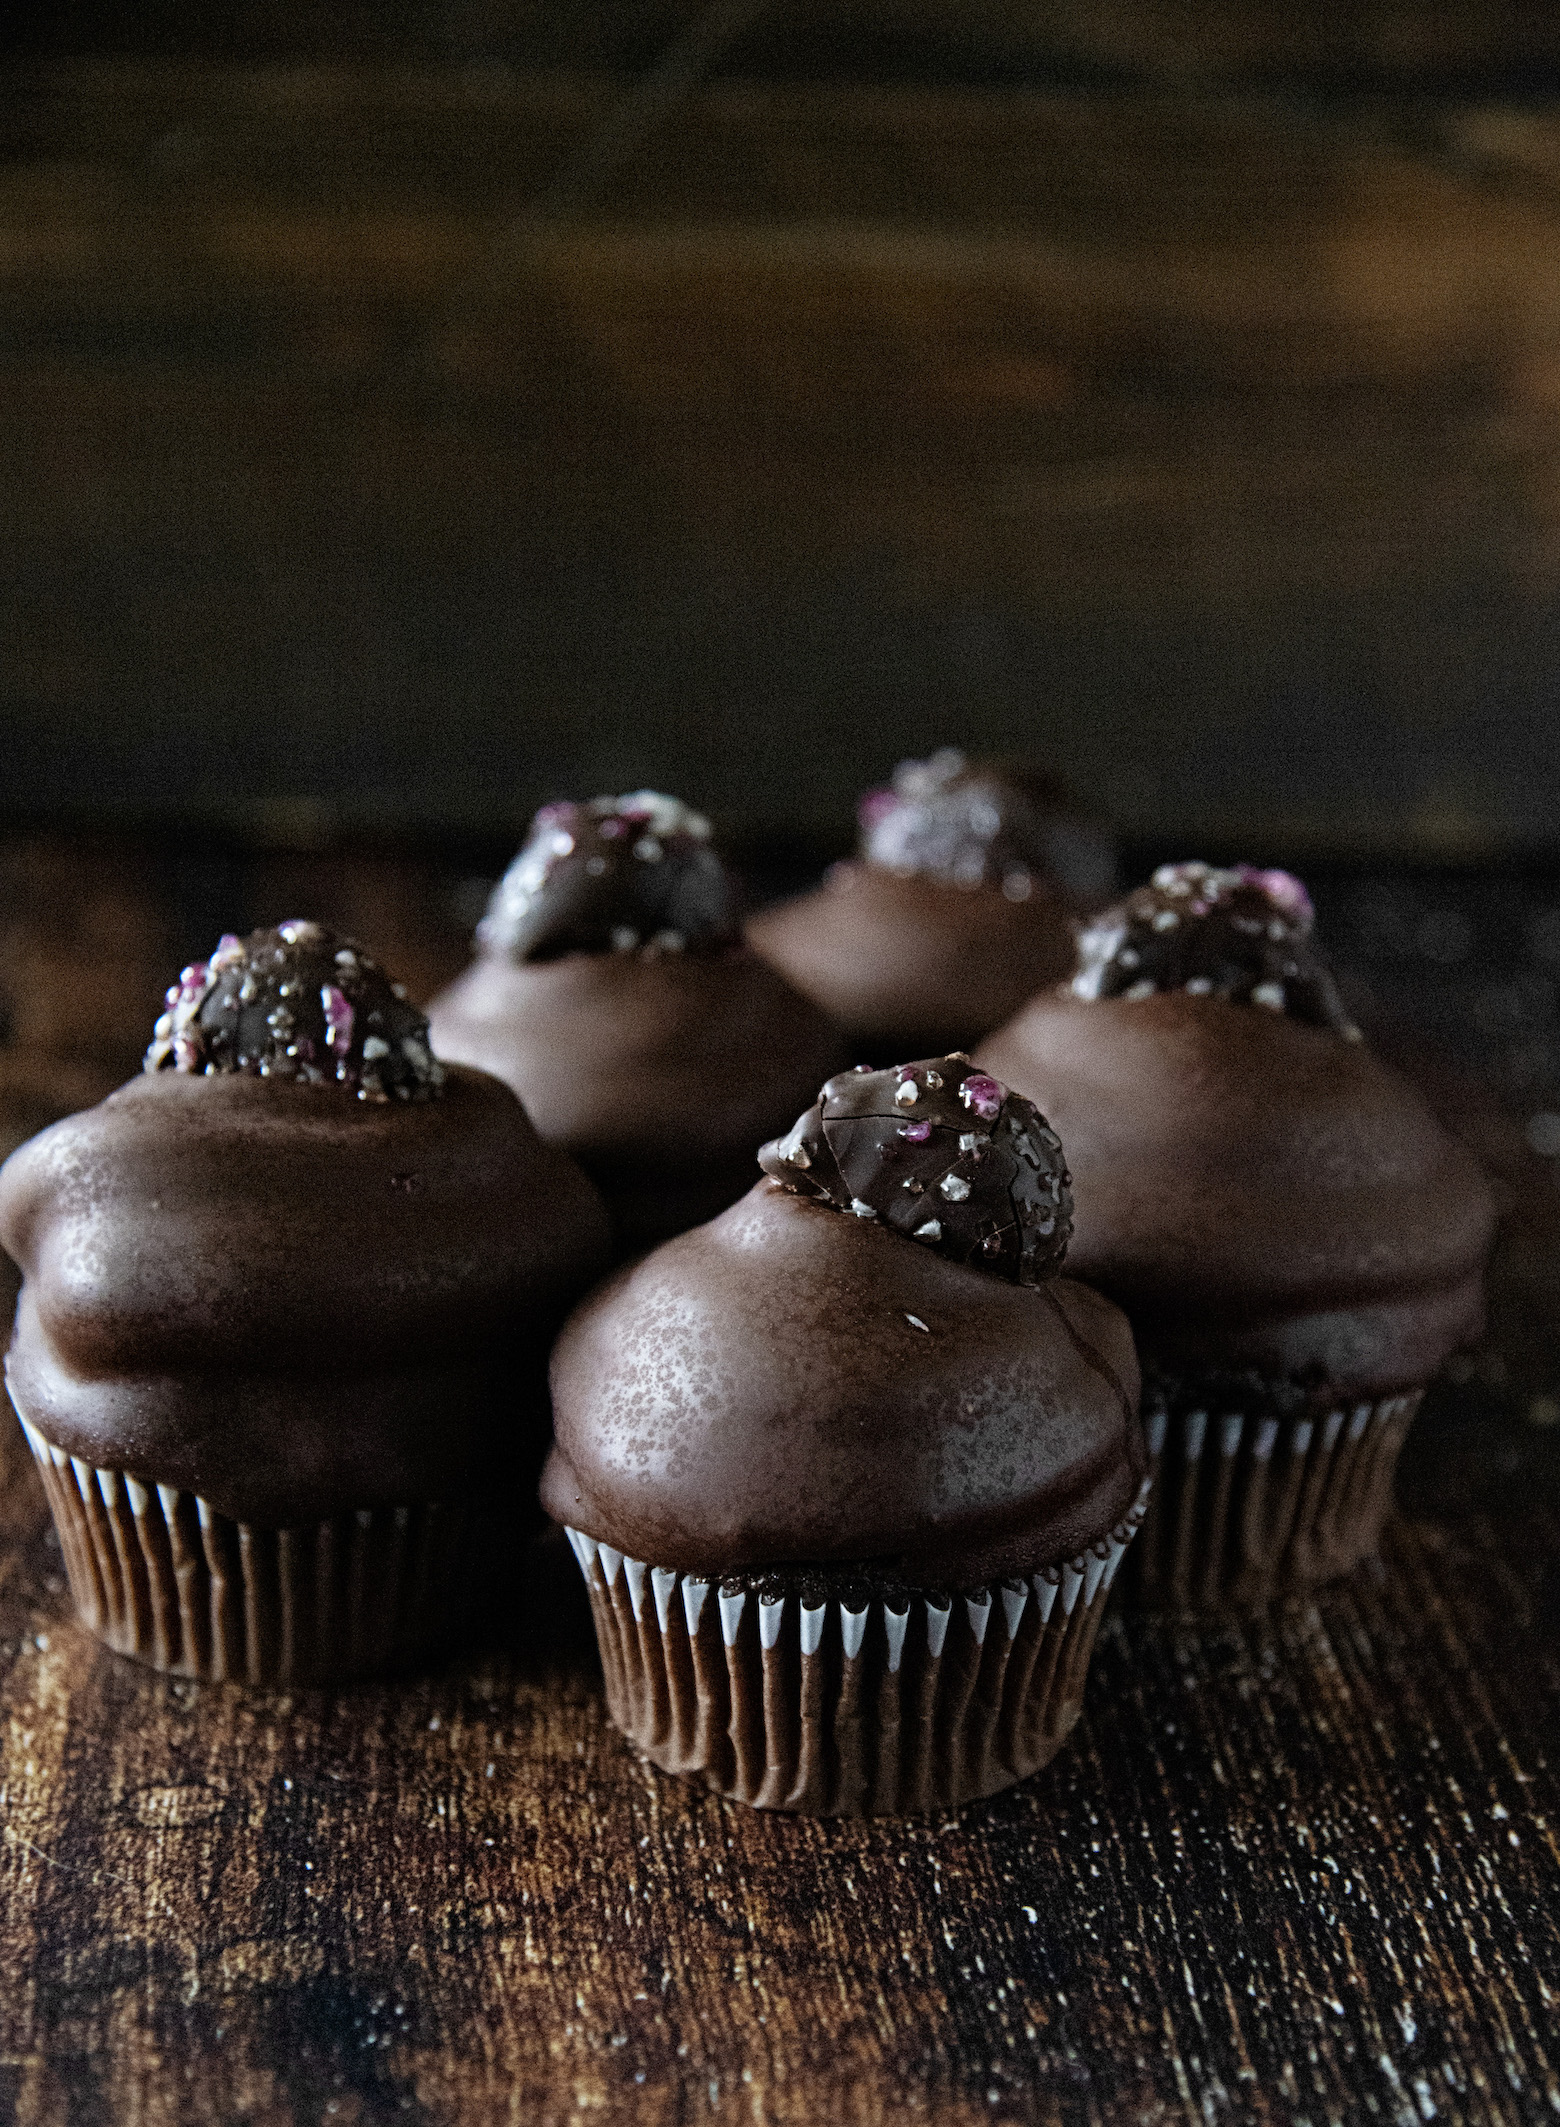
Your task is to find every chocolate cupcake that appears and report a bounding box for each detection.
[543,1055,1149,1816]
[427,792,846,1252]
[977,863,1498,1611]
[0,921,611,1684]
[747,750,1116,1058]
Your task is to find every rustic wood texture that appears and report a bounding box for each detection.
[6,59,1560,846]
[2,858,1559,2124]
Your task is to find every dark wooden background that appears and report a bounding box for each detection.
[5,1,1560,851]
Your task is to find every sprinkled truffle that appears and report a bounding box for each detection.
[855,749,1117,903]
[758,1055,1072,1284]
[1071,863,1359,1036]
[477,792,740,963]
[144,922,445,1101]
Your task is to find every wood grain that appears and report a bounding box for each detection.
[6,63,1560,848]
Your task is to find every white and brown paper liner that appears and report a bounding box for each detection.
[15,1413,477,1685]
[1122,1390,1422,1613]
[564,1479,1151,1817]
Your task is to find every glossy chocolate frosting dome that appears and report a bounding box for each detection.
[542,1180,1144,1588]
[428,943,847,1251]
[975,991,1496,1397]
[0,1065,612,1523]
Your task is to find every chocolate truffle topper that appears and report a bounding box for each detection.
[857,748,1117,905]
[758,1055,1073,1287]
[1070,861,1358,1035]
[146,919,444,1101]
[549,1055,1149,1815]
[477,791,739,963]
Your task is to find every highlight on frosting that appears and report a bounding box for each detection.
[852,748,1117,904]
[475,791,741,964]
[144,921,445,1100]
[758,1055,1073,1285]
[1070,861,1359,1036]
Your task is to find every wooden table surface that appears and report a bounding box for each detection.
[3,872,1560,2125]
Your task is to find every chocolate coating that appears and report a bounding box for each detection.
[976,991,1497,1398]
[758,1056,1072,1285]
[748,866,1080,1057]
[479,792,739,963]
[427,948,848,1253]
[542,1180,1144,1588]
[146,922,443,1102]
[1073,862,1355,1033]
[748,752,1115,1057]
[0,1066,613,1523]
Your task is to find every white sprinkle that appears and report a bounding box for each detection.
[610,927,639,952]
[1185,977,1213,995]
[649,930,686,953]
[1002,870,1032,902]
[1152,909,1179,930]
[362,1035,391,1060]
[895,1080,919,1108]
[939,1173,971,1201]
[585,855,607,876]
[1267,919,1288,940]
[849,1198,878,1219]
[913,1219,942,1242]
[1124,979,1156,1001]
[923,1070,943,1089]
[905,1314,930,1332]
[633,837,663,863]
[1252,981,1286,1009]
[959,1133,979,1152]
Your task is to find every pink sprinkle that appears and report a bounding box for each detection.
[598,817,626,839]
[899,1121,933,1142]
[171,1033,203,1072]
[895,1064,918,1080]
[959,1073,1005,1121]
[533,802,571,828]
[321,984,354,1054]
[857,787,898,830]
[1236,865,1313,925]
[176,961,211,1003]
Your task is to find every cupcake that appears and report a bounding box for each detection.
[976,863,1498,1612]
[543,1055,1149,1816]
[747,749,1116,1058]
[0,921,611,1684]
[427,792,846,1253]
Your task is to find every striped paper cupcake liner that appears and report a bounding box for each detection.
[14,1408,478,1685]
[563,1479,1151,1817]
[1122,1390,1422,1613]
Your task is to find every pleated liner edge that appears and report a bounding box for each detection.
[565,1477,1152,1817]
[14,1406,478,1685]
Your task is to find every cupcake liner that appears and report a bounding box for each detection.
[1122,1390,1422,1613]
[14,1411,478,1684]
[563,1479,1151,1817]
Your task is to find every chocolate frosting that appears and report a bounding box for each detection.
[758,1057,1071,1285]
[426,947,848,1252]
[0,1066,612,1523]
[541,1180,1144,1588]
[146,922,443,1102]
[1072,862,1356,1034]
[857,748,1117,903]
[478,792,739,963]
[748,866,1080,1056]
[976,991,1497,1398]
